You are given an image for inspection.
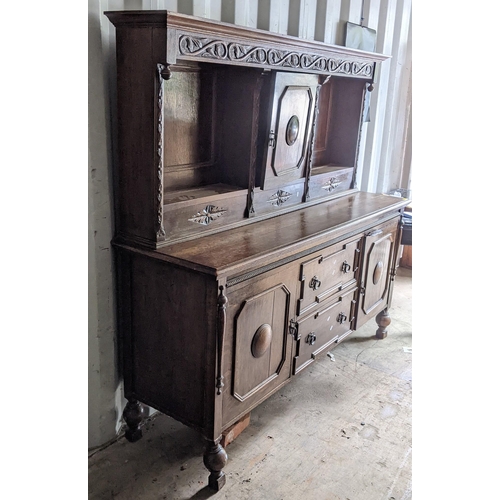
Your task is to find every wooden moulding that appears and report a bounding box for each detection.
[166,11,389,79]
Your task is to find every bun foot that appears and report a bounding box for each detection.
[203,438,228,491]
[123,399,144,442]
[375,309,391,339]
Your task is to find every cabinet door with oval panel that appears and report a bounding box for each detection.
[357,218,399,327]
[260,72,318,190]
[222,264,297,427]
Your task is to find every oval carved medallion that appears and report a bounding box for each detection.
[251,324,273,358]
[285,115,300,145]
[373,261,384,284]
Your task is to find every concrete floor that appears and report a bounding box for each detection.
[89,268,412,500]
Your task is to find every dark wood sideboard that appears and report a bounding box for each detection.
[104,10,409,491]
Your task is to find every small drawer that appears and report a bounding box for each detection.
[307,166,354,201]
[297,236,361,316]
[293,287,357,374]
[163,188,248,243]
[250,180,305,218]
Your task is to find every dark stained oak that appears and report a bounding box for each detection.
[104,10,408,491]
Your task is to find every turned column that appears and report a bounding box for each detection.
[123,399,144,442]
[375,308,391,339]
[203,437,228,491]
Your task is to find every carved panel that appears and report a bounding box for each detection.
[361,231,395,315]
[233,284,290,402]
[178,34,375,79]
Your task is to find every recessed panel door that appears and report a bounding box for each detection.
[358,218,399,326]
[261,72,318,190]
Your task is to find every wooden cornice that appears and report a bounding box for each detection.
[105,10,390,79]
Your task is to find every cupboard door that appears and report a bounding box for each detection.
[222,264,297,427]
[261,72,318,190]
[358,218,399,326]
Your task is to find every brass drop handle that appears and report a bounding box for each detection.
[337,312,347,324]
[306,332,316,345]
[341,261,351,273]
[309,276,321,290]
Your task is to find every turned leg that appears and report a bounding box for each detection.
[123,399,144,442]
[203,437,228,491]
[375,308,391,339]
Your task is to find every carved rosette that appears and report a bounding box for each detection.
[178,34,374,78]
[268,189,292,207]
[188,205,227,225]
[322,178,342,192]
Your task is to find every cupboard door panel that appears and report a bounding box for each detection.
[233,283,290,401]
[359,219,399,323]
[261,72,318,190]
[222,264,297,428]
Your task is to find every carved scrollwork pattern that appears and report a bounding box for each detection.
[178,35,374,78]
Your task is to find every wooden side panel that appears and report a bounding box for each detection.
[123,252,217,431]
[163,63,218,191]
[114,26,167,242]
[311,77,334,167]
[324,77,366,167]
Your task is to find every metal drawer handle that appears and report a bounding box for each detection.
[366,229,383,237]
[337,312,347,324]
[341,261,351,273]
[309,276,321,290]
[306,332,316,345]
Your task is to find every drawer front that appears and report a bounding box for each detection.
[297,237,362,316]
[293,287,357,374]
[163,190,248,243]
[307,166,354,201]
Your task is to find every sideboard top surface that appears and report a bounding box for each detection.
[116,192,408,278]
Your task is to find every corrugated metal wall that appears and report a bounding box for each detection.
[88,0,412,448]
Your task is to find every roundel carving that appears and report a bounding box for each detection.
[373,261,384,284]
[285,115,300,145]
[251,324,273,358]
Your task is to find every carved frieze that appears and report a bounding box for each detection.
[178,34,374,78]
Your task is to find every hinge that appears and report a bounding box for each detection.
[289,319,300,341]
[360,280,366,295]
[269,130,276,148]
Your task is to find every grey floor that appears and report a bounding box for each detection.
[89,268,412,500]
